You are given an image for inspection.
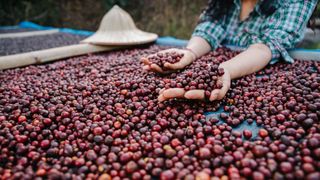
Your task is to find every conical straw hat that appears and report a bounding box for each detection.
[82,5,158,45]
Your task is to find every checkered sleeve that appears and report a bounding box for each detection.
[191,0,227,50]
[249,0,317,63]
[192,20,226,50]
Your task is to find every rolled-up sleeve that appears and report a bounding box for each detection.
[247,0,317,64]
[192,20,226,50]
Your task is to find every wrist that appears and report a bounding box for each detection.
[184,48,198,60]
[219,64,232,79]
[186,36,211,58]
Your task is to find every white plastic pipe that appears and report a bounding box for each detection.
[0,29,59,39]
[0,44,120,70]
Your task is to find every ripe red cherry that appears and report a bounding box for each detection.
[40,140,50,149]
[171,138,181,147]
[199,147,211,159]
[258,129,268,138]
[160,170,175,180]
[126,161,138,174]
[276,114,285,122]
[243,130,252,139]
[18,115,27,123]
[213,145,225,155]
[93,127,103,135]
[43,118,52,125]
[280,162,292,173]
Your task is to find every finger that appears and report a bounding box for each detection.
[159,88,166,94]
[162,88,186,99]
[216,83,229,100]
[143,65,151,71]
[216,78,223,89]
[158,94,166,102]
[216,74,231,100]
[184,90,205,100]
[209,89,220,101]
[150,64,174,74]
[150,64,164,73]
[141,57,151,65]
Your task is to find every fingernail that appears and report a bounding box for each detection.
[210,94,217,101]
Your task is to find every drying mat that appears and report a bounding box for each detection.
[0,28,39,34]
[0,32,87,56]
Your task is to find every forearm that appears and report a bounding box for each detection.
[186,36,211,58]
[219,43,272,79]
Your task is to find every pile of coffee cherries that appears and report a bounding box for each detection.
[164,49,238,99]
[148,51,184,69]
[0,45,319,179]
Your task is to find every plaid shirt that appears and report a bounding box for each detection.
[192,0,318,64]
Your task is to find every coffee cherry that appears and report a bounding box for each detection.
[243,130,252,139]
[199,147,211,159]
[160,170,175,180]
[18,115,27,123]
[258,129,268,138]
[86,150,97,161]
[40,140,50,149]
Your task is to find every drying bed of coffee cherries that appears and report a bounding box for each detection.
[0,45,319,179]
[0,33,87,56]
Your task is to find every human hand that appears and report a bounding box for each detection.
[158,68,231,102]
[141,48,196,74]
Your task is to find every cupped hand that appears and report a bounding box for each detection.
[141,48,196,74]
[158,68,231,102]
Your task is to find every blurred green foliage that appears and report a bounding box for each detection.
[104,0,130,8]
[0,0,207,39]
[0,0,60,26]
